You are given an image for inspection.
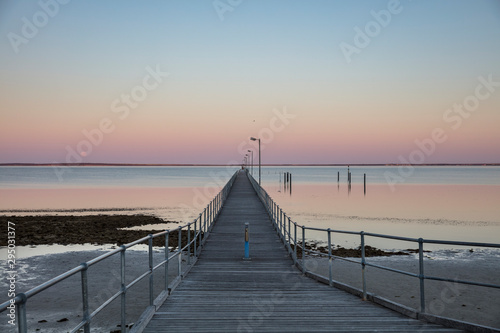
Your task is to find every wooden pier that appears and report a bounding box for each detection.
[143,171,462,332]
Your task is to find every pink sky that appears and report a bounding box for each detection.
[1,1,499,164]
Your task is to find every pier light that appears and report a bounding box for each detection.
[250,137,261,185]
[247,149,254,176]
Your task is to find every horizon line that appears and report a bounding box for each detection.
[1,163,499,167]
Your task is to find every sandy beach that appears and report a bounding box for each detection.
[0,249,189,333]
[0,215,189,333]
[1,214,499,331]
[303,251,500,329]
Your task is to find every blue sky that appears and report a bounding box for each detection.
[1,0,499,164]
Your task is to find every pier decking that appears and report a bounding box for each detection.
[143,171,462,332]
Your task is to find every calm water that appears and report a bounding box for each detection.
[0,166,239,222]
[1,166,499,250]
[258,166,500,250]
[0,166,240,189]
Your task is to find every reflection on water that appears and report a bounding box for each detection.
[1,166,499,251]
[265,182,500,249]
[259,165,500,185]
[278,171,293,195]
[0,187,215,223]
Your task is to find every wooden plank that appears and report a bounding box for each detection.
[142,171,463,333]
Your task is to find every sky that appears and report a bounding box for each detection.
[1,0,499,164]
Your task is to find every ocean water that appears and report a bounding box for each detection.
[0,166,239,189]
[257,166,500,250]
[1,165,499,250]
[0,166,239,222]
[257,165,500,185]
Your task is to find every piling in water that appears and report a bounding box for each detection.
[364,173,366,195]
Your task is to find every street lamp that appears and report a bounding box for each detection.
[247,149,253,177]
[250,137,261,185]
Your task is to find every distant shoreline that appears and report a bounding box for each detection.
[1,163,499,167]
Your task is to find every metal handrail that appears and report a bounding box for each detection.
[245,170,500,318]
[0,170,239,333]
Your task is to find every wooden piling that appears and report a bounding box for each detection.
[289,173,292,194]
[364,173,366,195]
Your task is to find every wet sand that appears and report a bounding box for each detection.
[1,215,499,331]
[0,249,189,333]
[0,215,190,332]
[304,252,500,329]
[0,215,180,247]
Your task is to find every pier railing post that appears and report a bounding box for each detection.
[266,194,270,215]
[328,229,332,287]
[288,217,291,247]
[275,204,278,225]
[203,208,207,235]
[148,235,154,306]
[194,220,197,258]
[419,238,426,313]
[283,214,287,244]
[302,227,306,273]
[187,224,191,265]
[120,246,126,333]
[274,205,279,230]
[213,197,216,221]
[165,231,169,293]
[361,231,367,301]
[209,202,212,227]
[209,201,212,229]
[198,214,202,247]
[294,223,297,264]
[272,201,275,221]
[16,293,27,333]
[177,227,182,278]
[80,263,90,333]
[274,202,277,224]
[280,210,283,240]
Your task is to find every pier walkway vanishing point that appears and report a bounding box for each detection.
[142,171,462,332]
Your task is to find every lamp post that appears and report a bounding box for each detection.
[250,137,261,185]
[247,149,253,177]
